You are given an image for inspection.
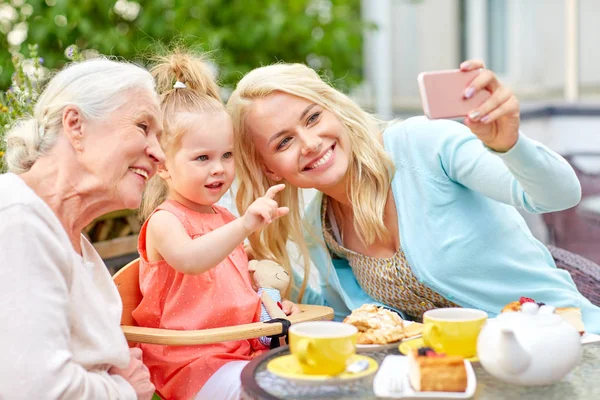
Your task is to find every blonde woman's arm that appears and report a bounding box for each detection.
[438,121,581,213]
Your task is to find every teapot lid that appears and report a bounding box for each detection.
[497,311,562,327]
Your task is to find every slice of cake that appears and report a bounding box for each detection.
[501,297,585,335]
[408,347,468,392]
[556,307,585,335]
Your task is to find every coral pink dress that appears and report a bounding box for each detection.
[132,200,266,400]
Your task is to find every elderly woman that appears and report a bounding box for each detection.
[0,58,164,398]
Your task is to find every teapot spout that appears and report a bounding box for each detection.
[498,327,531,375]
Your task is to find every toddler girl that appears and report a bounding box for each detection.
[133,51,290,400]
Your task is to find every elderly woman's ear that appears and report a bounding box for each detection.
[62,105,85,152]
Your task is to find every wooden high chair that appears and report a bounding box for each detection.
[112,258,335,345]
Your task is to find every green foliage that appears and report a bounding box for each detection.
[0,44,42,171]
[1,0,364,91]
[0,0,364,171]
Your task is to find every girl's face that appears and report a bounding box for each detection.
[161,110,235,213]
[245,92,351,193]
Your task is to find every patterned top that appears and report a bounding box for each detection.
[132,200,266,400]
[321,196,458,320]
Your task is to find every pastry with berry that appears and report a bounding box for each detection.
[408,347,468,392]
[502,297,584,335]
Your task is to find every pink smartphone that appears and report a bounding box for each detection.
[417,69,491,119]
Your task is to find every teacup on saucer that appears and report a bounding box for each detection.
[267,353,378,384]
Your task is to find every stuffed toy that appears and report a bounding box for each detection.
[249,259,289,319]
[249,259,291,347]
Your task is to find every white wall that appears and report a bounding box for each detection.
[361,0,600,111]
[361,0,461,109]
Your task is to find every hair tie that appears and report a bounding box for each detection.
[173,81,187,89]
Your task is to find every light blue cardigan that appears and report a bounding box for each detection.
[292,116,600,334]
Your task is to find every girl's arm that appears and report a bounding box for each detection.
[147,184,289,275]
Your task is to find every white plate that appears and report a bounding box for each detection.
[373,355,476,399]
[582,332,600,344]
[356,321,422,353]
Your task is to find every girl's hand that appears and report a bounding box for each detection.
[460,59,521,152]
[281,300,301,316]
[242,184,289,233]
[108,348,155,400]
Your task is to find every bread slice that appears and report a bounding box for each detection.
[408,348,468,392]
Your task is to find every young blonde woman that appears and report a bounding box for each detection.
[227,59,600,334]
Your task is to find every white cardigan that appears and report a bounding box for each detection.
[0,173,136,399]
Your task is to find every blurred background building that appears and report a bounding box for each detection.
[360,0,599,116]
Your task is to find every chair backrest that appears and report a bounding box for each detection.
[548,245,600,306]
[112,258,142,326]
[542,153,600,264]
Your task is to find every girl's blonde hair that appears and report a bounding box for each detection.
[227,63,395,303]
[139,50,224,221]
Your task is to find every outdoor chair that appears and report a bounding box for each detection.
[548,245,600,307]
[543,153,600,264]
[112,258,335,346]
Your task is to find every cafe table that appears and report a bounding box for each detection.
[240,341,600,399]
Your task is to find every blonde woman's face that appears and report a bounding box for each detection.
[246,92,351,192]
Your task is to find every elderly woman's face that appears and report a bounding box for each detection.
[79,89,164,209]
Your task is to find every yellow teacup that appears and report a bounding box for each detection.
[288,321,358,375]
[422,308,488,358]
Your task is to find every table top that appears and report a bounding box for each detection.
[241,342,600,400]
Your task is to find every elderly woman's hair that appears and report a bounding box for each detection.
[139,50,224,222]
[226,63,395,303]
[4,58,155,174]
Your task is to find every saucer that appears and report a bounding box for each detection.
[267,354,378,383]
[398,338,479,362]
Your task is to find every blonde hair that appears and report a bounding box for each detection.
[227,63,395,302]
[139,50,224,221]
[5,58,155,174]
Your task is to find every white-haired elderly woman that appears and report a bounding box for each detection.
[0,58,165,399]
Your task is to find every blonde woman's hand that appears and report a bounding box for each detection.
[108,348,155,400]
[242,184,290,233]
[460,59,521,152]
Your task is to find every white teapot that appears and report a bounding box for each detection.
[477,311,581,386]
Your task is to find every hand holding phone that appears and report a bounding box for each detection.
[418,60,521,152]
[418,69,491,120]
